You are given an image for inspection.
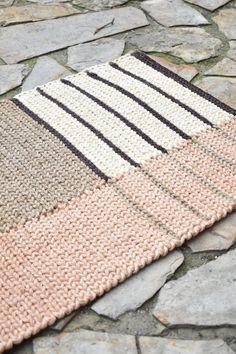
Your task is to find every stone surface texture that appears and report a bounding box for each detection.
[213,9,236,39]
[67,38,125,72]
[196,76,236,109]
[0,4,79,26]
[92,251,184,320]
[154,249,236,326]
[0,0,14,6]
[33,330,137,354]
[227,41,236,61]
[72,0,129,11]
[150,55,198,80]
[185,0,231,11]
[205,57,236,76]
[138,337,235,354]
[22,56,70,91]
[0,64,29,95]
[0,7,148,64]
[140,0,208,27]
[129,27,222,62]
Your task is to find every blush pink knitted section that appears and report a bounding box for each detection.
[0,119,236,353]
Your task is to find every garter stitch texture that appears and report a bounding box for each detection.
[0,51,236,352]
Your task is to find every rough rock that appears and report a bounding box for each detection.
[0,0,14,6]
[138,337,235,354]
[150,55,198,81]
[33,330,137,354]
[205,58,236,76]
[185,0,231,11]
[129,27,222,63]
[153,249,236,326]
[227,41,236,61]
[0,7,148,64]
[0,64,29,95]
[72,0,129,11]
[0,4,79,26]
[22,56,70,91]
[140,0,208,27]
[51,313,76,331]
[196,76,236,109]
[213,8,236,40]
[67,38,125,72]
[28,0,70,3]
[92,251,184,320]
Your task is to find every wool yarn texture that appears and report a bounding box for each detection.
[0,51,236,352]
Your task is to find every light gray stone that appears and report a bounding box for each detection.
[227,41,236,61]
[149,55,198,81]
[139,337,235,354]
[22,56,70,91]
[92,251,184,320]
[67,38,125,72]
[51,313,76,331]
[72,0,129,11]
[196,76,236,109]
[185,0,231,11]
[33,330,137,354]
[129,27,222,63]
[140,0,208,27]
[153,249,236,326]
[213,9,236,40]
[0,4,79,26]
[0,64,29,95]
[0,7,148,64]
[0,0,14,6]
[27,0,70,3]
[205,58,236,76]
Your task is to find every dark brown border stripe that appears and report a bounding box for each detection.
[109,62,213,128]
[132,51,236,116]
[61,78,168,154]
[86,71,191,141]
[37,88,140,168]
[12,98,109,181]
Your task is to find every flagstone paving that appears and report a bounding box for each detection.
[1,0,236,353]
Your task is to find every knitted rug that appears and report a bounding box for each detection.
[1,51,236,352]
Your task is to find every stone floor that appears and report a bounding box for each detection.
[1,0,236,353]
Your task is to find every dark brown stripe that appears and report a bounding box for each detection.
[86,71,191,140]
[61,78,168,154]
[12,98,109,181]
[110,62,213,127]
[133,51,236,116]
[37,88,140,168]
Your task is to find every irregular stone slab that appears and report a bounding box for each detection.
[205,58,236,77]
[140,0,208,27]
[196,77,236,109]
[153,249,236,326]
[0,0,14,6]
[185,0,231,11]
[92,251,184,320]
[22,56,70,91]
[33,330,137,354]
[72,0,129,11]
[28,0,69,3]
[0,4,79,26]
[0,7,148,64]
[51,313,76,331]
[0,64,29,95]
[150,55,198,81]
[129,27,222,63]
[139,337,235,354]
[213,9,236,40]
[227,41,236,61]
[67,38,125,72]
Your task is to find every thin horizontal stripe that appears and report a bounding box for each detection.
[110,62,213,128]
[86,71,191,140]
[61,78,167,154]
[11,98,109,181]
[37,88,139,168]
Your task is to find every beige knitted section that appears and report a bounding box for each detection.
[0,101,103,232]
